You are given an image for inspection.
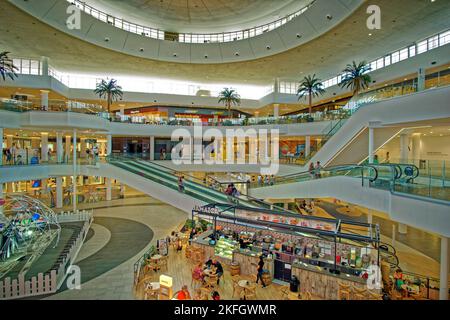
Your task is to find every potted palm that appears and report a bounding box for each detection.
[297,74,326,117]
[0,51,18,81]
[93,78,123,113]
[218,88,241,119]
[339,61,372,96]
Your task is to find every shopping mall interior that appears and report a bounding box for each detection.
[0,0,449,303]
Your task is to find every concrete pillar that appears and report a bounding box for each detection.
[398,223,408,234]
[41,132,49,162]
[400,133,409,163]
[40,56,49,77]
[72,130,77,212]
[411,134,421,165]
[65,135,71,162]
[440,236,449,300]
[305,136,311,158]
[106,134,112,156]
[56,177,63,208]
[273,104,279,119]
[149,136,155,161]
[368,127,374,163]
[106,178,112,201]
[417,67,426,92]
[40,90,49,111]
[56,132,63,163]
[0,128,3,166]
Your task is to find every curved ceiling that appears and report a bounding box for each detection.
[1,0,449,85]
[86,0,312,33]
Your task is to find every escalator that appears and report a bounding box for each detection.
[106,155,288,213]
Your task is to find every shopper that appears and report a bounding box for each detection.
[256,255,267,288]
[308,162,315,178]
[176,285,191,300]
[211,291,221,300]
[314,161,322,179]
[178,176,185,192]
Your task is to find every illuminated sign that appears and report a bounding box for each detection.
[193,205,219,215]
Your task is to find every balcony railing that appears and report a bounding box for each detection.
[66,0,315,43]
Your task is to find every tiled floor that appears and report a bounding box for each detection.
[45,195,187,300]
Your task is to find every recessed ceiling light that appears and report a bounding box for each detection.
[173,53,177,57]
[234,52,240,56]
[430,132,433,134]
[368,33,372,36]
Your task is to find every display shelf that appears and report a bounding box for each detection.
[214,237,238,260]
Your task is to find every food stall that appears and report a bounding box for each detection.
[191,204,381,298]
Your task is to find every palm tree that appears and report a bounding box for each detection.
[218,88,241,118]
[297,74,326,114]
[339,61,372,96]
[0,51,18,81]
[94,78,123,113]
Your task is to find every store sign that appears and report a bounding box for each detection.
[193,205,219,215]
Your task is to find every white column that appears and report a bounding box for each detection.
[305,136,311,158]
[411,134,421,165]
[106,134,112,156]
[40,90,49,111]
[368,127,374,163]
[40,56,49,77]
[56,132,63,163]
[400,133,409,163]
[56,177,63,208]
[274,78,280,94]
[417,67,426,92]
[367,210,373,237]
[41,132,49,162]
[65,135,71,162]
[72,130,77,212]
[273,104,279,119]
[0,128,3,166]
[440,236,449,300]
[106,178,112,201]
[398,223,408,234]
[149,136,155,161]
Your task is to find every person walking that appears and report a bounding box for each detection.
[308,162,315,178]
[178,176,185,192]
[256,255,267,288]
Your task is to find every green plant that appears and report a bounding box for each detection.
[0,51,18,81]
[297,74,326,114]
[218,88,241,119]
[339,61,372,96]
[94,78,123,113]
[184,219,195,230]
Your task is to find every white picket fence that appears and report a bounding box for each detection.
[0,211,93,300]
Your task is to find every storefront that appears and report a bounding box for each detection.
[190,204,381,299]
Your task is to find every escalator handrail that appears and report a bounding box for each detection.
[107,154,289,212]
